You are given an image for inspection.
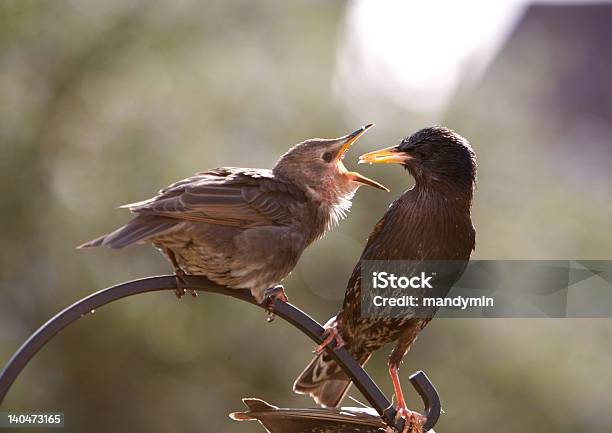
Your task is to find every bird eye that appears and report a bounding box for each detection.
[322,152,333,163]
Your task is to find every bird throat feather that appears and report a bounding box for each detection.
[302,180,358,237]
[327,191,355,230]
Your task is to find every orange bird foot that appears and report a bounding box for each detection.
[385,406,425,433]
[313,319,345,354]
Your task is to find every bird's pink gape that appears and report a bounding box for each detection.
[335,124,389,192]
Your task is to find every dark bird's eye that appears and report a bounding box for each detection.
[322,152,333,163]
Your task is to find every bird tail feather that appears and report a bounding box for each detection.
[293,350,371,408]
[77,215,177,249]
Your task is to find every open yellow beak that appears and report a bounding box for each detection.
[338,123,375,157]
[358,145,411,164]
[337,124,389,192]
[345,171,389,191]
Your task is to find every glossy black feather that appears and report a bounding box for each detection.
[295,127,477,406]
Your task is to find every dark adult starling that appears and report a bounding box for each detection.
[78,125,387,302]
[294,127,476,429]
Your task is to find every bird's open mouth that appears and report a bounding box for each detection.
[338,123,374,157]
[358,145,411,165]
[338,125,389,191]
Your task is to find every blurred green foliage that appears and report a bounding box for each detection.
[1,1,611,433]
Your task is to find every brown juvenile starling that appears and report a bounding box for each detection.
[294,127,476,430]
[78,125,387,302]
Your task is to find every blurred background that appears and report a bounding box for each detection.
[1,0,611,432]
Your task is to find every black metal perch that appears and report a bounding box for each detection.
[0,275,441,432]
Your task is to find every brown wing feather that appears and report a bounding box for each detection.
[121,168,305,228]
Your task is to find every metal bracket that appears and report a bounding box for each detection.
[0,275,441,431]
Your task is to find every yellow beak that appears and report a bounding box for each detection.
[334,124,389,192]
[358,145,411,164]
[345,170,389,191]
[338,123,375,157]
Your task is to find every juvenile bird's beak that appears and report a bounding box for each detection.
[358,145,412,165]
[337,123,375,157]
[337,124,389,191]
[344,171,389,191]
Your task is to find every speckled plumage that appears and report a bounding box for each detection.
[294,127,477,408]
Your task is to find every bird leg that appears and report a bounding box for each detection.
[173,269,190,299]
[264,285,289,322]
[385,407,425,433]
[264,285,289,302]
[165,249,197,299]
[313,318,345,355]
[388,362,425,433]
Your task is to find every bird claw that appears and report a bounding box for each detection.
[264,285,288,323]
[264,285,289,303]
[313,321,345,354]
[174,269,197,299]
[385,407,425,433]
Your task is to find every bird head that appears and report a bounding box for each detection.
[273,125,389,202]
[359,126,476,191]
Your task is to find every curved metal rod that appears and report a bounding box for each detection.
[0,275,440,431]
